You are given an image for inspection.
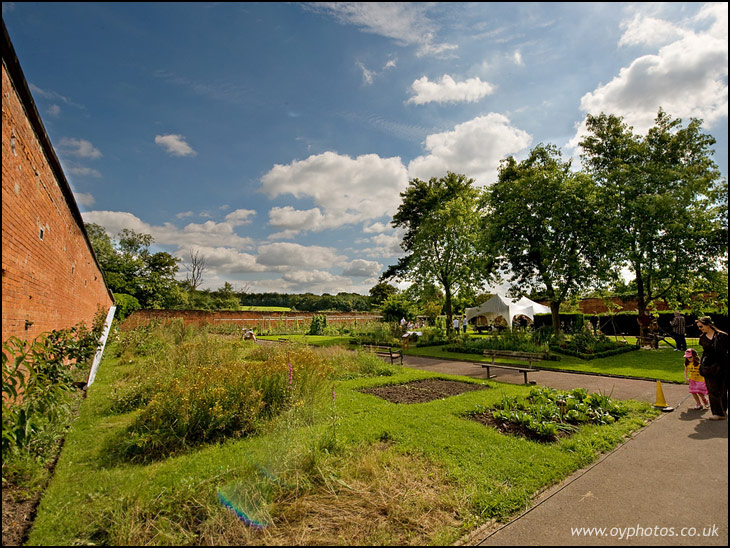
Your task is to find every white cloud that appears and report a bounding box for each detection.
[343,259,382,277]
[569,4,728,148]
[256,242,346,269]
[73,192,95,207]
[176,245,266,275]
[268,206,326,236]
[58,138,102,158]
[154,134,197,157]
[82,210,254,250]
[307,2,456,57]
[224,208,257,225]
[261,151,409,233]
[618,13,685,47]
[67,166,102,178]
[407,74,495,105]
[408,114,532,185]
[513,50,523,66]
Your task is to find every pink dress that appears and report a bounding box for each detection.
[686,362,708,395]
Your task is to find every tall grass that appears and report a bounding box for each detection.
[107,322,399,462]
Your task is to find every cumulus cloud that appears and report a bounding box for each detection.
[261,151,409,234]
[407,74,495,105]
[58,138,102,158]
[154,134,197,157]
[569,4,728,148]
[256,242,346,269]
[408,113,532,185]
[342,259,382,277]
[82,210,254,250]
[176,245,266,275]
[224,208,257,225]
[618,13,685,47]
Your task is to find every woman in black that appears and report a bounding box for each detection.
[696,317,728,420]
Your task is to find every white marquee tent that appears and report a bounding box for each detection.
[465,294,550,328]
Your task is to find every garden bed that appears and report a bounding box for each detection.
[360,379,489,404]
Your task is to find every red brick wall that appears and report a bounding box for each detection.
[121,309,382,331]
[2,59,113,343]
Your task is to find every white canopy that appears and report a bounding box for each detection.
[465,294,550,328]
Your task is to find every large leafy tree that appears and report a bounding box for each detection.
[385,173,486,332]
[85,224,184,309]
[579,110,728,331]
[382,172,481,281]
[487,144,609,334]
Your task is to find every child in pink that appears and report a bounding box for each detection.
[684,349,709,410]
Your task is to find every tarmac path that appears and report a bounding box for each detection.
[401,355,728,546]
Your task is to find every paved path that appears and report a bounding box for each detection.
[401,356,728,546]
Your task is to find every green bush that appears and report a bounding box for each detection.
[445,330,548,356]
[550,331,637,360]
[2,317,104,473]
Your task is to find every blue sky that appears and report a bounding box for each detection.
[3,2,727,295]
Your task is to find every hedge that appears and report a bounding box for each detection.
[534,312,728,337]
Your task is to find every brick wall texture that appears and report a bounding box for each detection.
[2,60,113,343]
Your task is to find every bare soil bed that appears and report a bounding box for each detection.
[360,378,489,404]
[2,486,38,546]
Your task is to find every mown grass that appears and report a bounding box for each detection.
[27,330,658,546]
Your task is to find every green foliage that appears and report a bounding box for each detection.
[550,331,635,360]
[487,144,608,334]
[2,318,104,473]
[379,293,415,323]
[384,172,489,332]
[308,314,328,335]
[85,223,183,309]
[445,330,549,356]
[475,386,629,441]
[579,110,727,316]
[113,293,141,321]
[106,323,402,462]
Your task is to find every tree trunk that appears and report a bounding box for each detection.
[444,285,453,334]
[550,301,562,336]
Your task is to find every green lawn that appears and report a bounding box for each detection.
[26,341,657,546]
[258,334,354,346]
[404,337,696,384]
[263,335,693,383]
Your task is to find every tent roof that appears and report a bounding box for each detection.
[465,294,550,325]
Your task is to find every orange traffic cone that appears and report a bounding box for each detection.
[654,381,674,412]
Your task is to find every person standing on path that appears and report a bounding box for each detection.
[670,311,687,351]
[696,316,728,420]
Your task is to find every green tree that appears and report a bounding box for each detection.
[404,197,485,332]
[487,144,608,334]
[579,110,728,334]
[84,224,183,309]
[369,282,399,306]
[382,172,481,281]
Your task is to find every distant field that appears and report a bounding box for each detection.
[240,306,292,312]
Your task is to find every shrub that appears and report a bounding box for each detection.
[445,330,548,356]
[2,318,104,470]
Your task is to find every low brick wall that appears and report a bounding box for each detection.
[120,309,382,331]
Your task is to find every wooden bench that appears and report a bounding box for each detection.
[365,344,403,365]
[481,350,543,384]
